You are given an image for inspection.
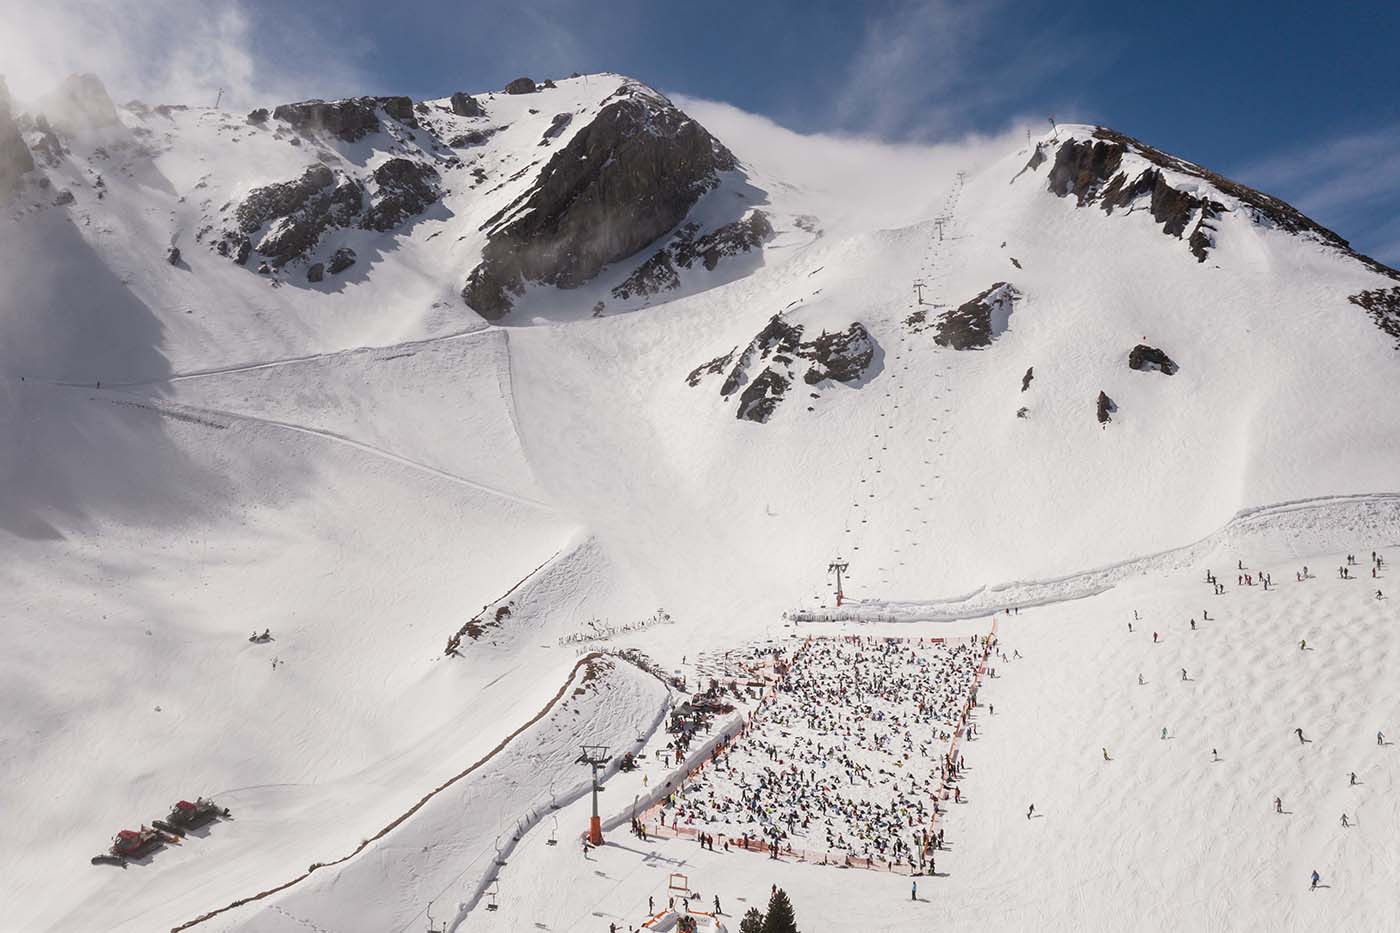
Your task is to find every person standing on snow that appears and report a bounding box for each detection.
[1295,727,1306,744]
[1311,870,1321,890]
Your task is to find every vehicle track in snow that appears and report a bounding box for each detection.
[87,389,556,512]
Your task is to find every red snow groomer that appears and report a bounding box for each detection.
[90,825,175,866]
[153,797,229,836]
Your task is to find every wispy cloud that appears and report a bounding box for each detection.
[1235,123,1400,264]
[0,0,368,109]
[831,0,1102,141]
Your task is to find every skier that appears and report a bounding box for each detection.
[1190,619,1196,631]
[1102,747,1109,761]
[911,880,917,901]
[1296,727,1306,744]
[1350,771,1357,786]
[1027,803,1035,819]
[1300,639,1307,650]
[1379,731,1386,746]
[1341,813,1349,827]
[714,895,721,915]
[1212,748,1219,762]
[1274,796,1282,814]
[1161,726,1168,740]
[1181,668,1188,681]
[1153,632,1159,644]
[1138,673,1145,686]
[1311,870,1320,891]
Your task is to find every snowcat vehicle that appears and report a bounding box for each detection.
[153,797,229,836]
[90,825,173,866]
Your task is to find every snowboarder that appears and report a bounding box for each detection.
[1274,796,1282,814]
[1296,727,1306,744]
[714,895,722,915]
[1181,668,1188,681]
[1379,731,1386,746]
[1138,673,1145,685]
[1161,727,1168,740]
[1341,813,1349,827]
[1153,632,1159,644]
[1027,803,1035,819]
[1300,639,1307,650]
[911,880,917,900]
[1311,870,1320,890]
[1350,771,1357,786]
[1212,748,1219,762]
[1190,619,1196,630]
[1102,747,1109,761]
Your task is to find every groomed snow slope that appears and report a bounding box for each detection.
[2,73,1399,931]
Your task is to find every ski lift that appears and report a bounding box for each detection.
[494,834,507,866]
[426,901,446,933]
[486,880,500,911]
[547,815,559,846]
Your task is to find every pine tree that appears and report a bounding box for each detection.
[739,907,765,933]
[761,888,799,933]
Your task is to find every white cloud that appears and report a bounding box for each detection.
[0,0,368,111]
[674,93,1027,233]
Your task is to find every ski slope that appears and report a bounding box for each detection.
[2,71,1399,931]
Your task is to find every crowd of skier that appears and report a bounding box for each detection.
[659,635,985,869]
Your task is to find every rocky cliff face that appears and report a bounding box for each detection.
[462,82,737,319]
[272,96,417,142]
[906,283,1019,350]
[688,316,877,422]
[0,77,34,200]
[40,73,121,136]
[611,211,774,301]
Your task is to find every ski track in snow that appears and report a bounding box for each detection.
[85,387,556,512]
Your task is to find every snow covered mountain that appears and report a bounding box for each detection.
[2,70,1398,931]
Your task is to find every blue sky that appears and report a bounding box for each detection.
[7,0,1398,262]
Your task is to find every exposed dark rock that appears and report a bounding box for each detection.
[930,282,1020,350]
[462,84,736,319]
[1046,127,1400,275]
[0,77,34,199]
[1017,406,1029,419]
[504,77,537,95]
[542,79,557,89]
[328,247,357,274]
[307,262,325,283]
[223,164,364,266]
[1097,391,1116,424]
[376,96,417,127]
[686,348,737,387]
[360,158,440,231]
[720,316,802,397]
[246,108,269,125]
[690,314,876,421]
[28,115,65,166]
[736,368,790,423]
[1348,286,1400,346]
[1128,344,1178,375]
[1021,366,1034,391]
[448,127,499,148]
[273,98,391,142]
[53,189,75,206]
[449,92,484,117]
[613,249,680,301]
[166,246,181,265]
[1010,257,1022,268]
[540,112,572,142]
[801,323,874,384]
[256,261,271,274]
[216,235,252,265]
[612,212,774,301]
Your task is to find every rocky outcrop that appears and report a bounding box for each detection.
[801,323,875,384]
[504,77,537,95]
[1128,344,1178,375]
[689,315,877,422]
[272,96,417,142]
[0,77,34,199]
[41,73,121,136]
[448,127,499,148]
[612,212,774,301]
[540,112,572,142]
[449,92,484,117]
[1021,366,1034,391]
[1048,136,1225,263]
[246,108,269,125]
[216,164,363,266]
[914,283,1019,350]
[1097,391,1117,424]
[307,262,325,283]
[360,158,440,232]
[328,247,356,274]
[1349,286,1400,346]
[462,83,736,319]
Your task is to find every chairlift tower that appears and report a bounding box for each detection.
[828,559,850,607]
[933,216,948,241]
[576,744,611,845]
[913,280,927,305]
